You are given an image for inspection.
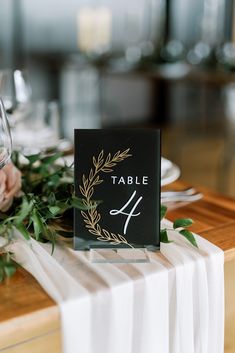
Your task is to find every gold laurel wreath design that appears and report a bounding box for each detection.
[79,148,133,247]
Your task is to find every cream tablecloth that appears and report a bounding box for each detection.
[8,220,224,353]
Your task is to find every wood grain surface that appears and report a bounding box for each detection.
[0,266,60,352]
[164,181,235,262]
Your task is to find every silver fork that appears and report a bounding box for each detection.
[161,187,203,203]
[161,187,196,197]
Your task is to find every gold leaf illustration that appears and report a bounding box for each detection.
[79,149,133,247]
[93,156,97,167]
[93,176,103,186]
[118,234,128,243]
[87,188,94,199]
[82,199,89,207]
[113,151,120,159]
[102,229,110,237]
[79,186,86,197]
[98,150,104,162]
[105,153,111,163]
[81,211,89,219]
[97,237,110,242]
[105,163,116,168]
[101,168,113,173]
[89,169,94,181]
[88,229,100,235]
[94,179,103,186]
[111,232,118,241]
[93,214,101,223]
[82,175,88,187]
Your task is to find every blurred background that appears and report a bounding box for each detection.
[1,0,235,196]
[1,2,235,352]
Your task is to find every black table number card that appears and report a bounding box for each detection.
[74,129,161,250]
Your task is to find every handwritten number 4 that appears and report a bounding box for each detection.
[109,191,142,235]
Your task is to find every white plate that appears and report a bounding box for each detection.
[161,157,180,186]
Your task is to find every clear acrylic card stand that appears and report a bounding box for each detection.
[89,246,150,264]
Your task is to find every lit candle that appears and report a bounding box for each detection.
[77,6,112,54]
[94,7,112,52]
[77,7,95,53]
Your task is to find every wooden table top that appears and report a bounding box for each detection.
[1,179,235,351]
[165,181,235,262]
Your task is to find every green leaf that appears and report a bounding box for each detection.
[71,197,87,209]
[160,204,167,221]
[173,218,193,229]
[4,263,16,278]
[48,174,60,187]
[41,153,62,165]
[55,202,71,213]
[45,228,56,254]
[71,197,99,210]
[49,206,61,216]
[25,154,40,164]
[0,268,4,282]
[31,209,44,240]
[0,254,17,282]
[0,224,6,234]
[160,229,173,243]
[14,197,34,226]
[179,229,198,248]
[15,223,30,240]
[48,192,56,205]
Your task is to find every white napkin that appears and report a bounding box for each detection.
[12,126,58,151]
[7,221,224,353]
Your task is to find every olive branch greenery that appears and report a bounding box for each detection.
[0,151,197,283]
[0,151,85,282]
[79,149,133,247]
[160,204,198,248]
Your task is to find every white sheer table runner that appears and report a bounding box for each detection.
[7,220,224,353]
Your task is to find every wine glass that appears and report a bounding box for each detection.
[0,98,12,169]
[187,0,226,66]
[0,69,32,127]
[0,70,14,113]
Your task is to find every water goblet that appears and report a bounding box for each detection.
[0,98,12,169]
